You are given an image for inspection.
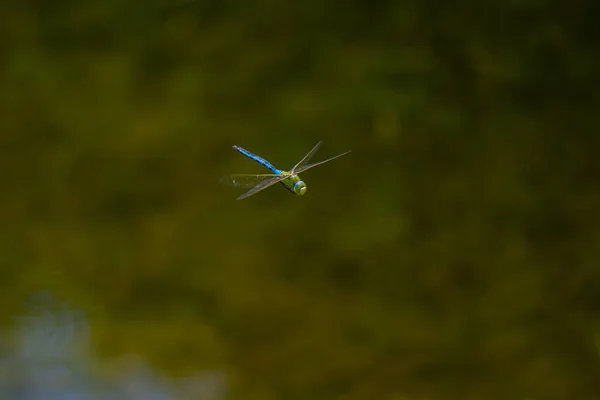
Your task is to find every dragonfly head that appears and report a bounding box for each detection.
[293,181,307,195]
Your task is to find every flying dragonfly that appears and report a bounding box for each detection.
[221,141,351,200]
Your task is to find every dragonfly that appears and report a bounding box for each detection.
[221,141,351,200]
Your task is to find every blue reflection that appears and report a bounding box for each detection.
[0,291,226,400]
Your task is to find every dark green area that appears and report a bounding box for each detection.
[1,0,600,398]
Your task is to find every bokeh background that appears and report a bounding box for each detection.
[1,0,600,399]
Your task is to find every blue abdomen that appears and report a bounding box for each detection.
[233,146,281,174]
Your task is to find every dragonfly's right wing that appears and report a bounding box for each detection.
[291,141,322,172]
[293,150,352,174]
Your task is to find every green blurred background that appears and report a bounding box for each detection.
[1,0,600,399]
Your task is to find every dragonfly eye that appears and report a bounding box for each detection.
[294,181,307,195]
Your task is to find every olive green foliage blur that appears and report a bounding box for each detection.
[1,0,600,399]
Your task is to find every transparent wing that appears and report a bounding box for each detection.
[220,174,282,188]
[291,141,322,172]
[236,175,290,200]
[293,150,352,174]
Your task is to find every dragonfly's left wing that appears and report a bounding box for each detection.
[236,174,290,200]
[293,150,352,174]
[220,174,281,188]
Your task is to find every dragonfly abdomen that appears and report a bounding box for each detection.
[233,146,281,174]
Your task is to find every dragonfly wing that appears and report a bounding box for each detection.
[220,174,282,188]
[293,150,352,174]
[291,141,322,172]
[236,175,289,200]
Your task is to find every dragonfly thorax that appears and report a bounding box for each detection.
[293,180,307,195]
